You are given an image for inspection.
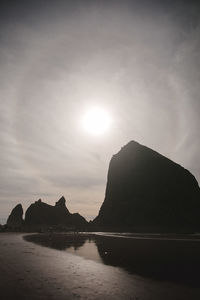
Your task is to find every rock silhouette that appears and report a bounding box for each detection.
[6,141,200,232]
[25,196,87,227]
[7,204,23,228]
[6,196,87,231]
[93,141,200,232]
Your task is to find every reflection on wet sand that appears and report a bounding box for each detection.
[24,233,200,287]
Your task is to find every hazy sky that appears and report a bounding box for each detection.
[0,0,200,223]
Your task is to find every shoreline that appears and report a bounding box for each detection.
[1,232,200,299]
[24,231,200,287]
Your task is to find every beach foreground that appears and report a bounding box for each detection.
[1,233,200,300]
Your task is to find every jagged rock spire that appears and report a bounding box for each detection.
[7,204,23,227]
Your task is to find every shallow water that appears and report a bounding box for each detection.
[24,232,200,287]
[66,238,103,263]
[1,233,200,300]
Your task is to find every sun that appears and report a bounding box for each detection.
[82,107,112,135]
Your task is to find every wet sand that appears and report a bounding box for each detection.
[1,233,200,300]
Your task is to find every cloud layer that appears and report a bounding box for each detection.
[0,0,200,221]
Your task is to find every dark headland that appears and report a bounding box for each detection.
[3,140,200,233]
[93,140,200,232]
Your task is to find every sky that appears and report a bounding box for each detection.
[0,0,200,223]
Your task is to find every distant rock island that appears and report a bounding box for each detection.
[5,140,200,233]
[93,141,200,232]
[7,204,23,228]
[6,196,87,231]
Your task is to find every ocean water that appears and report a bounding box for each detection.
[24,232,200,287]
[3,233,198,300]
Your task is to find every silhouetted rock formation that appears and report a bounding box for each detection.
[25,196,87,228]
[7,204,23,228]
[93,141,200,232]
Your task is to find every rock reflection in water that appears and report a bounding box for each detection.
[24,233,89,251]
[24,233,103,263]
[24,233,200,287]
[95,235,200,287]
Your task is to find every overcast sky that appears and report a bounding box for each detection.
[0,0,200,223]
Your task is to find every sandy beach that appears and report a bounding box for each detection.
[0,233,200,300]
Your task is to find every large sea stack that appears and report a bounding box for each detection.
[25,196,87,228]
[93,141,200,232]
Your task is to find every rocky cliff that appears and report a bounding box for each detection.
[6,196,87,230]
[25,196,87,227]
[7,204,23,228]
[93,141,200,232]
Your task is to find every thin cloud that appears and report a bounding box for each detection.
[0,0,200,221]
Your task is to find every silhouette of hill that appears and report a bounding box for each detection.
[93,141,200,232]
[25,196,87,227]
[6,196,87,230]
[7,204,23,228]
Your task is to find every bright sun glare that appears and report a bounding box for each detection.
[82,107,111,135]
